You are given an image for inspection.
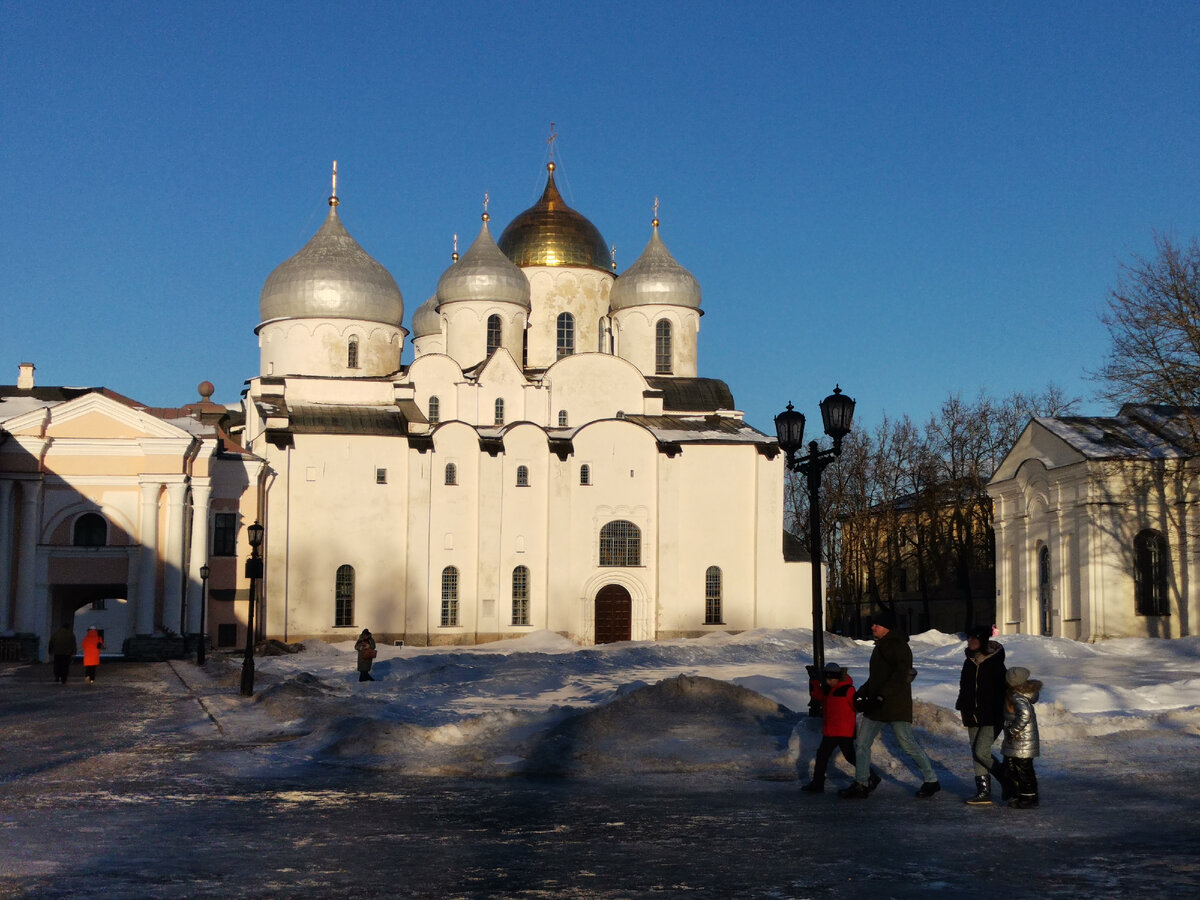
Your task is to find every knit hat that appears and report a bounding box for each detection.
[1006,666,1030,687]
[872,609,898,630]
[968,626,992,645]
[822,662,845,680]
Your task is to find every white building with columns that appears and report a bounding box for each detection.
[988,404,1200,640]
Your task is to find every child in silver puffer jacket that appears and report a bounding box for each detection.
[1002,666,1042,809]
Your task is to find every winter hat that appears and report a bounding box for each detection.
[872,609,898,630]
[1006,666,1031,687]
[822,662,845,680]
[968,626,992,645]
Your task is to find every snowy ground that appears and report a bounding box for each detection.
[3,629,1199,898]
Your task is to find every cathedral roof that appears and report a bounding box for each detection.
[497,163,611,272]
[259,201,404,327]
[436,217,531,309]
[411,294,441,338]
[610,219,701,311]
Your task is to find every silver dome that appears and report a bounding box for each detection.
[436,219,531,310]
[412,293,441,338]
[259,206,404,326]
[610,223,701,311]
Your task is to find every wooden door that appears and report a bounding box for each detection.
[594,585,632,644]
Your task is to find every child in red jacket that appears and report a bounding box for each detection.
[801,662,881,793]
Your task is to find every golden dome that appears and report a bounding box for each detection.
[497,163,611,272]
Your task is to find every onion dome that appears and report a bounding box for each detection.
[497,162,610,272]
[436,215,531,309]
[411,293,441,338]
[259,203,404,326]
[609,217,701,311]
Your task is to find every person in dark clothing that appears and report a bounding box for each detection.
[801,662,880,793]
[48,624,77,685]
[955,626,1008,805]
[354,629,377,682]
[839,610,940,800]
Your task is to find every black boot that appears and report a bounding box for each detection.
[800,780,824,793]
[965,775,992,806]
[914,781,941,798]
[991,756,1015,801]
[1009,794,1039,809]
[838,782,871,799]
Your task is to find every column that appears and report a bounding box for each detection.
[136,480,161,635]
[13,479,43,634]
[185,478,212,635]
[160,480,189,634]
[0,479,13,629]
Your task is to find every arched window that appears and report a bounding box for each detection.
[598,318,607,353]
[705,566,722,624]
[557,313,575,359]
[494,398,505,425]
[558,410,569,427]
[1038,545,1052,636]
[1134,530,1169,616]
[428,395,440,425]
[512,565,530,626]
[73,512,107,547]
[580,464,591,486]
[655,319,673,374]
[444,462,457,486]
[335,565,355,627]
[600,520,641,566]
[347,335,359,369]
[516,465,529,487]
[441,566,459,626]
[487,315,502,356]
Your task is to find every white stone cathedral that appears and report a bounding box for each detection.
[242,162,811,645]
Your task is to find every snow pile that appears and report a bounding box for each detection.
[192,629,1200,779]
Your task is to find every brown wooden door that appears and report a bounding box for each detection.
[594,585,632,644]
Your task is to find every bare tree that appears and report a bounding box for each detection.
[1095,235,1200,419]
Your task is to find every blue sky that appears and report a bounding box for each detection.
[3,2,1198,436]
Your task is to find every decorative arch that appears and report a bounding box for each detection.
[579,570,652,643]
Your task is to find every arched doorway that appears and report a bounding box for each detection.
[594,584,632,644]
[1038,545,1052,636]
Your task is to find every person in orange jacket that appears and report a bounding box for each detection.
[81,627,104,684]
[801,662,880,793]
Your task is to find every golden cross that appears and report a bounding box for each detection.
[547,122,558,160]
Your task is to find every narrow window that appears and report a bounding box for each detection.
[598,318,607,353]
[441,566,459,626]
[599,520,641,566]
[91,598,107,611]
[487,315,502,356]
[512,565,530,626]
[376,468,387,484]
[1134,530,1170,616]
[494,398,505,426]
[212,513,237,556]
[558,410,569,427]
[73,513,107,547]
[556,313,575,359]
[516,465,529,487]
[655,319,673,374]
[444,463,457,486]
[580,464,591,486]
[705,566,723,624]
[335,565,355,627]
[348,336,360,369]
[428,395,440,425]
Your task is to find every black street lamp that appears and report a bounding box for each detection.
[776,386,856,716]
[240,521,264,697]
[197,563,210,666]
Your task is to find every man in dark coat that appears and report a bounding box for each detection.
[48,623,77,685]
[838,610,940,799]
[955,626,1007,805]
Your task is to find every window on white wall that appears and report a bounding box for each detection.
[487,315,502,356]
[655,319,673,374]
[599,520,641,566]
[428,395,440,425]
[516,465,529,487]
[557,313,575,358]
[580,464,591,486]
[512,566,529,626]
[347,336,359,369]
[494,398,505,426]
[1134,530,1169,616]
[335,565,355,627]
[441,566,459,626]
[444,463,457,486]
[705,566,722,624]
[73,513,107,547]
[558,410,568,427]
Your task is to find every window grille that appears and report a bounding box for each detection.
[441,566,459,626]
[599,520,641,566]
[1134,530,1170,616]
[516,465,529,487]
[335,565,355,627]
[655,319,673,374]
[557,313,575,358]
[428,396,440,425]
[705,565,722,624]
[512,566,529,625]
[444,463,457,485]
[487,315,502,355]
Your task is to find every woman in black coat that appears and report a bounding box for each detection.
[955,626,1007,805]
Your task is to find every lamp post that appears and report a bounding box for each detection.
[776,386,856,716]
[240,521,264,697]
[197,564,210,666]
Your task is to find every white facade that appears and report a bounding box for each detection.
[988,406,1200,640]
[242,166,812,646]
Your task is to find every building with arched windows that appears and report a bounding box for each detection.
[988,404,1200,640]
[2,160,814,656]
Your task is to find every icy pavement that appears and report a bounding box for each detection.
[2,630,1199,898]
